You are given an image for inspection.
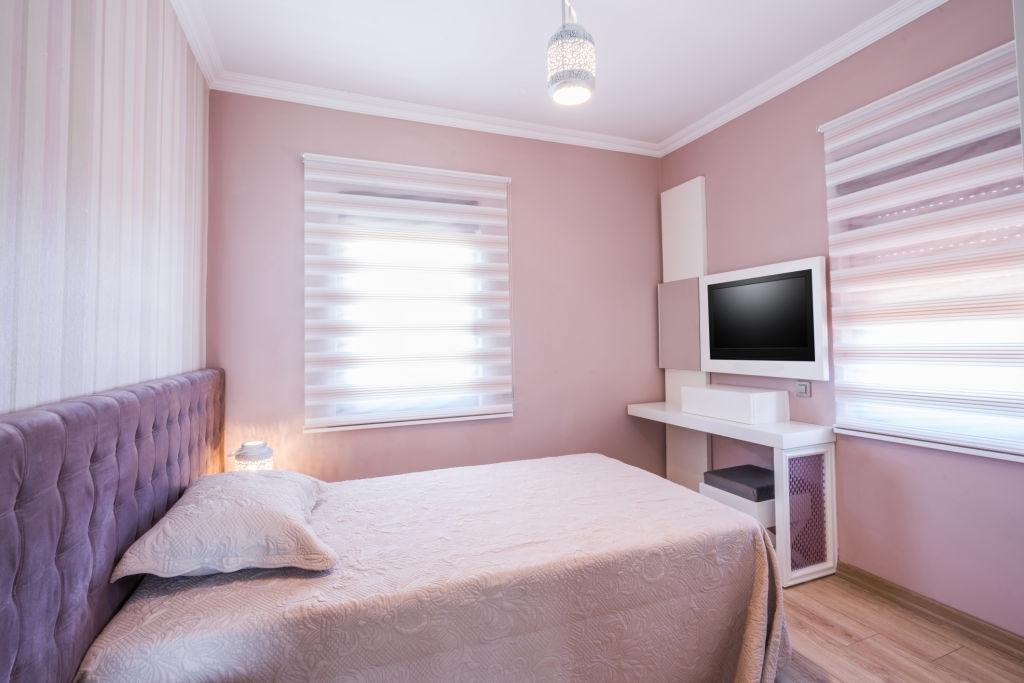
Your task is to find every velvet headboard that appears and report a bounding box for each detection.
[0,369,225,682]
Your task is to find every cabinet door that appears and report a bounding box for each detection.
[774,444,837,586]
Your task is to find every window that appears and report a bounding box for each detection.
[302,154,512,431]
[820,42,1024,458]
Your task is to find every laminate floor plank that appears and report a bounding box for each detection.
[776,650,834,683]
[791,576,963,660]
[934,644,1024,683]
[777,575,1024,683]
[784,587,875,647]
[844,635,965,683]
[838,565,1024,662]
[786,614,888,683]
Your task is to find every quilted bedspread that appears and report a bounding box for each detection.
[78,454,788,682]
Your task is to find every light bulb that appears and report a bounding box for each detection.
[551,82,592,106]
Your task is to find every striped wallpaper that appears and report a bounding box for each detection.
[0,0,208,412]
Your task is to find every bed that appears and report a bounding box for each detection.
[1,370,788,682]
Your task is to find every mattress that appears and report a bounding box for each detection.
[78,454,788,682]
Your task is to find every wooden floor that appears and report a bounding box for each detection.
[777,575,1024,682]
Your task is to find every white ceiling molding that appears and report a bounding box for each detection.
[171,0,948,159]
[211,70,664,157]
[168,0,222,83]
[657,0,950,155]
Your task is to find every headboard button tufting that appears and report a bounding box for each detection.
[0,369,224,683]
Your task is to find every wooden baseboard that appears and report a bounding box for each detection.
[836,561,1024,659]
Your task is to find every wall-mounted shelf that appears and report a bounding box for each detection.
[627,402,835,450]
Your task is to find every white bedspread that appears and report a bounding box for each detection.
[78,454,788,682]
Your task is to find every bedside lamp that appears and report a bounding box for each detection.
[232,441,274,471]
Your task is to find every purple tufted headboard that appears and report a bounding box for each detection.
[0,369,225,682]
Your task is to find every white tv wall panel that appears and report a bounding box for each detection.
[660,176,709,490]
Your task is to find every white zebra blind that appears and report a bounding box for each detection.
[302,154,513,431]
[821,42,1024,457]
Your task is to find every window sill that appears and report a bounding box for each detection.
[304,411,513,434]
[833,428,1024,465]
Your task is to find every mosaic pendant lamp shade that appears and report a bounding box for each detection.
[547,0,596,106]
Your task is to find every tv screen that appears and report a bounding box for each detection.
[707,269,815,361]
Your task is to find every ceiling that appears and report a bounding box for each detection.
[171,0,947,156]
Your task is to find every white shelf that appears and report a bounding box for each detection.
[627,402,834,450]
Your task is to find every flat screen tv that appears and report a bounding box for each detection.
[699,256,829,380]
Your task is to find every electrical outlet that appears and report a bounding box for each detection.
[795,381,812,398]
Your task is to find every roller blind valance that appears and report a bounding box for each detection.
[820,42,1024,457]
[302,154,512,431]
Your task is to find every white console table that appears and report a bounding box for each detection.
[628,402,837,587]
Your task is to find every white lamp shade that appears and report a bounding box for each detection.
[546,23,596,106]
[232,440,274,471]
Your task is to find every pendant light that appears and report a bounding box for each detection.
[546,0,596,106]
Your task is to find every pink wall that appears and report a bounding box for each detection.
[208,0,1023,635]
[207,91,665,481]
[660,0,1024,636]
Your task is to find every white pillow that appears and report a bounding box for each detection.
[111,470,337,580]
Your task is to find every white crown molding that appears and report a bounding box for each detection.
[211,70,663,156]
[170,0,948,158]
[655,0,950,155]
[168,0,223,83]
[169,0,661,155]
